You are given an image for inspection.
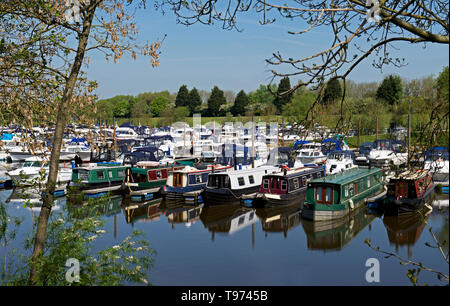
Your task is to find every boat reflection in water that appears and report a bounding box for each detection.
[122,197,162,225]
[382,207,432,257]
[200,204,259,239]
[256,202,302,238]
[67,195,124,219]
[302,207,376,252]
[160,199,203,228]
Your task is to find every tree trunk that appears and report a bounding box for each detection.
[28,7,96,285]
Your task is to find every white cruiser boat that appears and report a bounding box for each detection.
[296,142,326,165]
[7,156,72,186]
[325,150,358,174]
[368,139,408,168]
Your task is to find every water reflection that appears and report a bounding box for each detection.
[200,204,258,238]
[302,208,376,252]
[160,199,203,228]
[256,203,302,238]
[122,198,162,225]
[382,209,431,257]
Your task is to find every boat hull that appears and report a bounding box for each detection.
[383,184,435,216]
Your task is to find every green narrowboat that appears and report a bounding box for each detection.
[302,167,385,221]
[70,162,129,198]
[123,161,185,202]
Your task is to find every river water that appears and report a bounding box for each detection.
[0,187,448,286]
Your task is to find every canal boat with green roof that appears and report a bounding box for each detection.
[70,162,129,199]
[302,167,385,221]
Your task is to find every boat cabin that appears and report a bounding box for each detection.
[259,166,324,196]
[386,170,433,199]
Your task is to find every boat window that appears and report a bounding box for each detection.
[117,170,125,177]
[156,171,162,179]
[293,178,299,189]
[263,179,269,189]
[281,180,287,190]
[249,212,254,220]
[97,171,105,180]
[367,177,371,188]
[316,187,323,201]
[316,186,334,204]
[238,177,245,186]
[344,185,349,197]
[325,187,332,202]
[249,175,255,184]
[109,170,113,178]
[196,175,202,183]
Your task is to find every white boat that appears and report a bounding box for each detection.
[325,150,358,174]
[115,127,139,140]
[7,156,72,186]
[423,147,449,184]
[59,138,91,162]
[368,139,408,168]
[296,142,326,165]
[203,165,281,204]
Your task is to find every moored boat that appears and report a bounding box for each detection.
[69,162,129,199]
[203,165,280,205]
[254,165,325,207]
[123,161,185,202]
[383,169,435,216]
[302,167,384,221]
[161,164,233,204]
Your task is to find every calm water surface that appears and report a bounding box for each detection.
[1,187,448,286]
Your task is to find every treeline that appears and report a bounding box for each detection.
[94,66,448,146]
[94,77,296,125]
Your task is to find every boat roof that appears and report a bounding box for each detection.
[390,169,430,180]
[263,166,322,179]
[310,167,381,185]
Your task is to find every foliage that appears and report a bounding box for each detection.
[175,85,190,108]
[173,106,190,122]
[273,77,292,114]
[187,87,202,115]
[207,86,226,117]
[149,96,169,117]
[322,78,343,105]
[231,90,249,116]
[2,198,155,286]
[376,75,403,105]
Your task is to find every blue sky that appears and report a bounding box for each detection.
[86,6,449,100]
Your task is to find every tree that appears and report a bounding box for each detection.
[187,87,202,115]
[376,75,403,105]
[322,78,343,105]
[131,99,151,118]
[149,96,169,117]
[174,106,190,122]
[0,0,162,284]
[207,86,226,117]
[273,77,293,114]
[175,84,189,107]
[231,90,249,116]
[436,66,449,102]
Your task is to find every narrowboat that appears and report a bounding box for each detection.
[69,162,129,199]
[161,164,233,204]
[302,167,384,221]
[123,161,185,202]
[254,165,325,207]
[164,203,204,227]
[203,165,280,205]
[383,170,435,216]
